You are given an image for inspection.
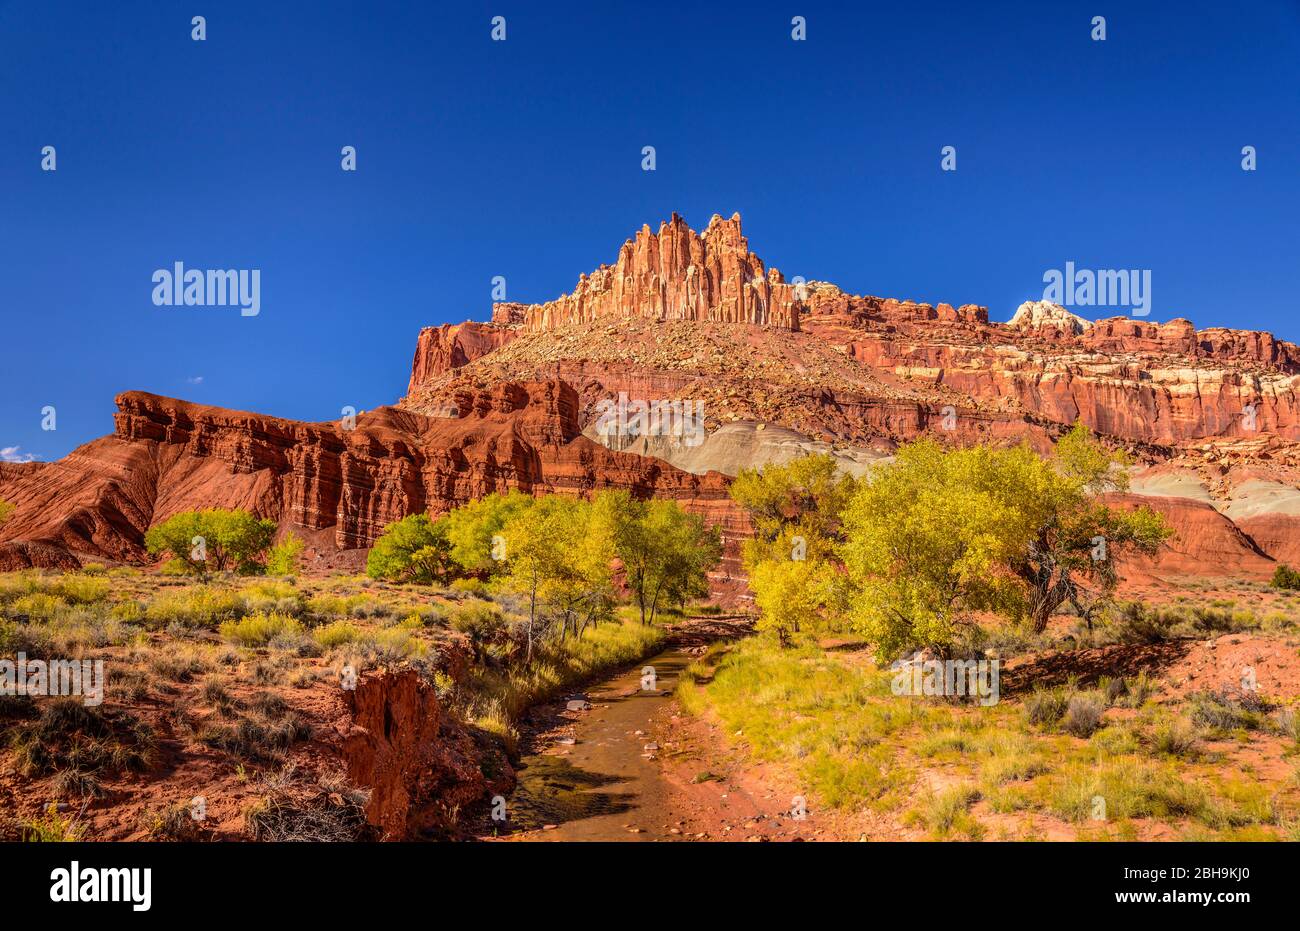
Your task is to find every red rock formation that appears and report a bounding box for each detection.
[0,383,735,570]
[408,321,518,393]
[491,212,802,332]
[1106,493,1276,580]
[339,669,513,839]
[6,211,1300,585]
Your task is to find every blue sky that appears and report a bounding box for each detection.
[2,0,1298,461]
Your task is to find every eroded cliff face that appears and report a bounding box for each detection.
[339,669,513,839]
[407,214,1300,453]
[402,211,1300,579]
[0,381,735,573]
[408,320,518,391]
[5,210,1300,583]
[490,212,802,333]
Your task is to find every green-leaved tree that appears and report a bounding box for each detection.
[145,508,277,576]
[365,513,454,583]
[840,425,1172,661]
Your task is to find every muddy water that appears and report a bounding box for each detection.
[506,648,691,841]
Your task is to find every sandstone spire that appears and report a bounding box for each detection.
[491,212,802,331]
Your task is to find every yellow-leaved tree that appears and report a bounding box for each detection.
[840,424,1172,661]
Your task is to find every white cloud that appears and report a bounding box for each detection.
[0,446,38,463]
[186,376,204,385]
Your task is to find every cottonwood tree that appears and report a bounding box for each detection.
[498,496,589,659]
[748,558,840,646]
[365,513,455,583]
[840,425,1171,661]
[729,454,857,642]
[730,453,858,565]
[605,493,722,625]
[443,490,534,574]
[145,508,277,577]
[1016,425,1171,631]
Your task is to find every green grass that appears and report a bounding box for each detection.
[312,620,360,649]
[146,586,248,629]
[678,634,1299,838]
[1050,759,1200,821]
[909,785,984,839]
[219,611,303,646]
[676,637,920,809]
[462,619,667,741]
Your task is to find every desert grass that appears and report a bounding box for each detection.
[679,632,1300,839]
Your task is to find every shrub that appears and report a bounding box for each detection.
[449,601,507,658]
[265,532,306,577]
[219,612,304,647]
[0,620,53,657]
[1120,671,1158,707]
[1062,692,1107,738]
[313,621,360,650]
[147,650,209,683]
[359,627,424,663]
[1025,685,1071,728]
[139,803,205,841]
[145,587,247,628]
[110,600,145,623]
[348,599,394,620]
[244,776,369,841]
[1271,563,1300,591]
[1148,717,1201,759]
[9,593,67,620]
[450,577,488,597]
[52,768,106,800]
[1276,707,1300,742]
[8,700,157,777]
[199,715,311,762]
[1106,602,1171,644]
[19,804,87,842]
[54,576,110,605]
[1190,690,1271,734]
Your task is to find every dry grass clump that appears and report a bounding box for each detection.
[196,691,312,763]
[7,698,158,778]
[139,802,208,841]
[244,770,370,841]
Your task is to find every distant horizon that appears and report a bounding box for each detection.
[4,0,1298,461]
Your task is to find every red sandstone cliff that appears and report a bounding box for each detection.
[490,212,801,332]
[0,382,736,573]
[402,212,1300,580]
[5,211,1300,584]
